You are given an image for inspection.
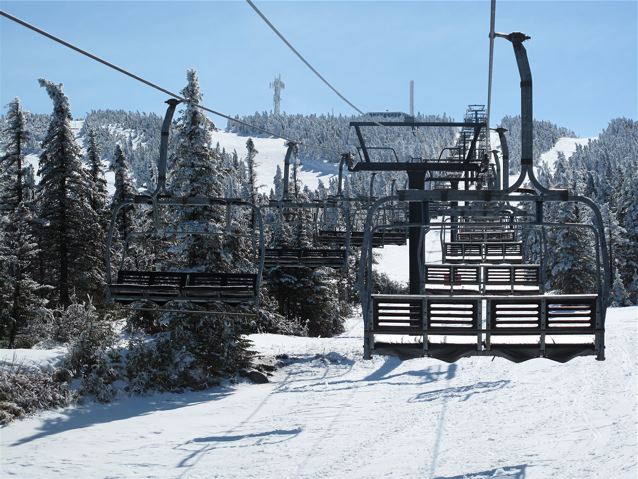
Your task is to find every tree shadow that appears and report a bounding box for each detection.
[409,380,510,403]
[434,464,528,478]
[10,388,231,447]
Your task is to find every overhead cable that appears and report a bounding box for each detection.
[0,9,299,143]
[245,0,368,117]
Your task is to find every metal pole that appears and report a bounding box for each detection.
[408,171,426,294]
[282,141,296,200]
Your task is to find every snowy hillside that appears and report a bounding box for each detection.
[22,121,335,197]
[210,129,336,193]
[539,136,595,171]
[489,132,595,184]
[2,306,636,478]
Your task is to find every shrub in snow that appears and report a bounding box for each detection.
[126,312,254,393]
[28,296,99,344]
[266,267,345,337]
[65,302,120,402]
[0,363,74,424]
[371,271,407,295]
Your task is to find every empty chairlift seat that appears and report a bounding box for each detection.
[109,270,257,305]
[315,230,407,247]
[264,248,346,269]
[367,294,600,362]
[443,243,483,263]
[370,294,481,361]
[443,242,522,264]
[487,295,598,362]
[485,242,523,263]
[456,230,516,242]
[424,264,482,294]
[483,265,540,294]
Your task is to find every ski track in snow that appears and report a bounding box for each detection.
[1,307,636,478]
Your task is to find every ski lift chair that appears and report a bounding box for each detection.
[105,99,264,314]
[354,31,607,363]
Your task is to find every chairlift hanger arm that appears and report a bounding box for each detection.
[350,121,487,165]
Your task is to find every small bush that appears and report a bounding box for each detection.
[65,302,120,402]
[0,364,74,424]
[126,312,254,393]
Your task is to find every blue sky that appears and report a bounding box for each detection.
[1,1,636,136]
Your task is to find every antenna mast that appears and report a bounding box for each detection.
[270,74,285,115]
[409,80,414,116]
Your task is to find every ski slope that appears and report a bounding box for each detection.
[1,307,636,478]
[210,129,336,193]
[23,121,334,198]
[540,137,595,171]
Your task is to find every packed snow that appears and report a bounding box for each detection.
[374,231,443,284]
[0,346,67,374]
[1,307,636,478]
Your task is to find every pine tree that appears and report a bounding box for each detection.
[622,199,638,304]
[549,201,596,294]
[85,128,109,219]
[0,98,29,209]
[0,203,48,347]
[168,69,231,271]
[245,138,258,204]
[0,99,49,346]
[111,145,135,240]
[37,79,103,306]
[273,164,283,199]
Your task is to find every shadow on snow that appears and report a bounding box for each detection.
[409,380,511,403]
[10,388,231,447]
[434,464,528,478]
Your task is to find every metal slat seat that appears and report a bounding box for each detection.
[443,242,523,264]
[367,294,600,362]
[264,248,346,269]
[315,230,407,247]
[110,270,257,305]
[424,264,482,294]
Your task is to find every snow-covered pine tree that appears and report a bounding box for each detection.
[244,138,259,228]
[273,164,283,199]
[37,79,104,306]
[245,138,258,203]
[549,201,596,294]
[124,69,255,391]
[0,99,48,346]
[621,199,638,304]
[0,203,48,347]
[168,69,228,270]
[601,203,629,306]
[110,144,136,240]
[85,128,109,221]
[0,98,29,210]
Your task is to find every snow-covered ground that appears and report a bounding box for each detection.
[2,307,636,478]
[374,231,443,283]
[0,346,67,374]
